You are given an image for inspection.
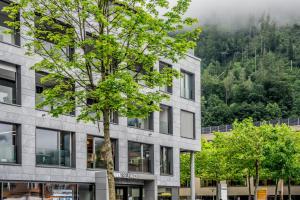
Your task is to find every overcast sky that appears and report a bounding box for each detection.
[170,0,300,27]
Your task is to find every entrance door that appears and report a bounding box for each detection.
[116,187,128,200]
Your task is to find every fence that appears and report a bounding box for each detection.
[201,118,300,134]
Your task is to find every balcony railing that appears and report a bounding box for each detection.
[202,118,300,134]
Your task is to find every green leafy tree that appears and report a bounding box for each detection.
[4,1,200,199]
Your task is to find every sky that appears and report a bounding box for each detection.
[170,0,300,27]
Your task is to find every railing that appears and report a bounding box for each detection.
[201,118,300,134]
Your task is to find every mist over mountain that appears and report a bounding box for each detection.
[173,0,300,28]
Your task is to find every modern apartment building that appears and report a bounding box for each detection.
[0,1,201,199]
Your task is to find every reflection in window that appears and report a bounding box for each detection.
[44,183,77,200]
[160,146,173,175]
[200,180,217,187]
[180,110,195,139]
[0,122,18,163]
[86,135,118,170]
[180,70,195,100]
[128,113,153,131]
[159,105,172,135]
[158,187,172,200]
[36,128,74,167]
[128,142,153,173]
[2,182,43,200]
[0,0,20,45]
[0,62,18,105]
[159,61,173,93]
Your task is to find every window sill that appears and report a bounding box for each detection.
[160,90,173,95]
[35,108,76,117]
[0,40,21,48]
[0,101,21,107]
[0,162,21,166]
[128,171,154,175]
[180,96,195,102]
[127,126,154,132]
[160,173,174,177]
[159,132,173,136]
[36,165,75,169]
[180,136,196,140]
[87,168,118,171]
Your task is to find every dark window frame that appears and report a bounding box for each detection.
[159,61,173,94]
[160,146,173,176]
[128,141,154,174]
[180,110,195,139]
[159,104,173,135]
[127,112,154,131]
[0,61,21,105]
[86,135,119,171]
[0,121,21,165]
[0,0,21,46]
[180,69,195,101]
[35,127,76,168]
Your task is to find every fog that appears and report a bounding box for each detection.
[170,0,300,28]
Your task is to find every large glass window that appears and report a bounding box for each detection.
[86,135,118,170]
[0,62,19,105]
[180,70,195,100]
[35,72,75,115]
[128,142,153,173]
[159,61,172,93]
[159,105,172,135]
[0,0,20,45]
[36,128,75,167]
[2,182,43,199]
[180,110,195,139]
[128,113,153,131]
[160,146,173,175]
[0,122,19,164]
[200,180,217,187]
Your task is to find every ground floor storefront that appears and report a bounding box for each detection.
[0,181,95,200]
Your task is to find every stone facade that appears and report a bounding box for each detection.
[0,30,201,199]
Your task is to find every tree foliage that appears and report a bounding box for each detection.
[3,0,200,199]
[199,15,300,126]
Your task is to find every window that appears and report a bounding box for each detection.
[159,105,172,135]
[160,146,173,175]
[180,110,195,139]
[200,180,217,187]
[227,179,247,187]
[258,179,276,186]
[158,187,173,200]
[86,135,118,170]
[0,0,20,45]
[159,61,172,93]
[128,113,153,131]
[0,122,20,164]
[36,128,75,167]
[0,62,20,105]
[128,141,153,173]
[35,72,75,115]
[34,15,74,59]
[86,99,119,124]
[2,182,43,199]
[180,70,195,100]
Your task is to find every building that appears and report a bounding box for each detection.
[0,1,201,199]
[179,122,300,200]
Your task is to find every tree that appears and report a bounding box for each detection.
[4,1,200,199]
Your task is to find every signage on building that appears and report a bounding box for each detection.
[114,172,138,179]
[52,189,73,197]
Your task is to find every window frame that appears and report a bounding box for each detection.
[180,69,195,101]
[159,104,173,135]
[0,121,21,165]
[127,113,154,131]
[159,61,173,94]
[0,61,21,105]
[35,127,76,168]
[160,146,173,176]
[0,0,21,46]
[128,141,154,174]
[86,134,119,171]
[180,110,195,139]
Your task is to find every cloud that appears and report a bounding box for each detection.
[171,0,300,27]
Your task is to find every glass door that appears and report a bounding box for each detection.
[116,187,128,200]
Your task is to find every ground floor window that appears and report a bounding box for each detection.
[0,182,94,200]
[116,186,144,200]
[158,187,172,200]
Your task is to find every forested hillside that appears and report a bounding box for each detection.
[197,16,300,127]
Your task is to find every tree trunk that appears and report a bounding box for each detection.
[102,110,116,200]
[248,172,252,200]
[274,178,278,200]
[253,160,259,200]
[288,176,292,200]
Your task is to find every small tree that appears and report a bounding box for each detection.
[4,1,200,200]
